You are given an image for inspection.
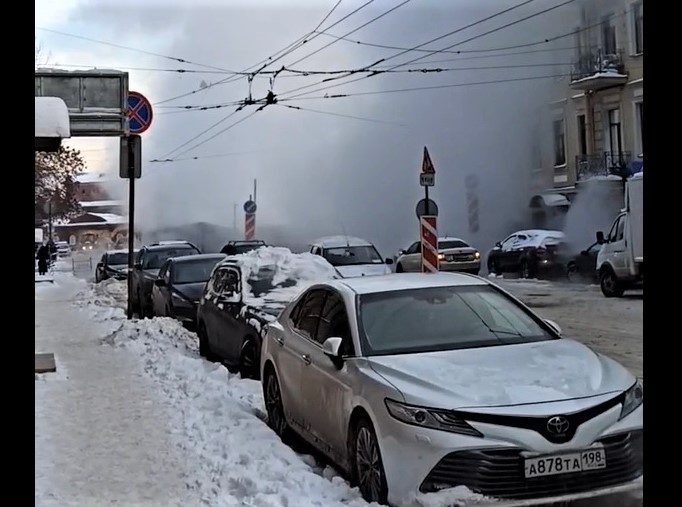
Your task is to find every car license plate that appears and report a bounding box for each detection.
[524,445,606,478]
[445,255,455,262]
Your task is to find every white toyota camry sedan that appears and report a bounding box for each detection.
[260,273,643,506]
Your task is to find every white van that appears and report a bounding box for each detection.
[309,236,393,278]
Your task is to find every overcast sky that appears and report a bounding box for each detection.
[35,0,578,255]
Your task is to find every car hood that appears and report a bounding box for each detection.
[367,339,634,410]
[143,268,160,279]
[172,282,205,303]
[335,264,392,278]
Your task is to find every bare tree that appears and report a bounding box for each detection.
[35,147,85,222]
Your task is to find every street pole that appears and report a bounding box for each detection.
[126,171,135,320]
[48,201,53,242]
[253,179,257,204]
[233,202,237,230]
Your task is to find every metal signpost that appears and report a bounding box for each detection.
[418,147,439,273]
[121,91,153,319]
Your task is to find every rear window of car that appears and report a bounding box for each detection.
[144,246,200,269]
[439,240,469,249]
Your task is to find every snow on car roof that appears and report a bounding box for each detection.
[438,236,467,243]
[311,235,374,248]
[169,253,227,263]
[335,272,487,295]
[513,229,564,238]
[35,97,70,138]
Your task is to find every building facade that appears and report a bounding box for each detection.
[553,0,643,188]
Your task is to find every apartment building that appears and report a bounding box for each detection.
[530,0,643,227]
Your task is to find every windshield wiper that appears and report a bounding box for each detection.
[488,328,522,337]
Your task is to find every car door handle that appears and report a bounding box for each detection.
[301,354,311,365]
[274,335,284,347]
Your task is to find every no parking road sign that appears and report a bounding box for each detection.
[127,91,153,135]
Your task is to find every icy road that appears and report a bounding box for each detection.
[35,269,642,507]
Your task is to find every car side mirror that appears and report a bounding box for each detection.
[544,319,562,336]
[154,279,166,287]
[596,231,605,244]
[96,262,103,268]
[398,249,406,256]
[495,242,502,248]
[134,262,142,269]
[322,337,344,368]
[385,257,394,265]
[580,250,588,256]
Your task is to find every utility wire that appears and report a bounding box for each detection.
[276,0,542,99]
[279,0,577,101]
[35,26,238,73]
[277,103,406,126]
[285,0,412,68]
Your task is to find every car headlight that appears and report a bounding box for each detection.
[619,379,643,420]
[438,253,445,261]
[474,251,481,259]
[385,399,483,437]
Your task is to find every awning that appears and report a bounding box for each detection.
[529,193,571,208]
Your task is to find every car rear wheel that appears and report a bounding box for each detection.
[520,260,531,279]
[487,259,500,275]
[239,338,260,380]
[263,369,291,441]
[352,417,388,505]
[600,268,625,298]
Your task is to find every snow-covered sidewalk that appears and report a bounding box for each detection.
[35,274,194,507]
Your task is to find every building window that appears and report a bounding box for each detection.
[553,119,566,167]
[606,108,624,164]
[636,101,643,153]
[633,2,643,54]
[577,114,587,156]
[602,16,617,55]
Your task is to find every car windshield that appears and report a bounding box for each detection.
[323,245,383,266]
[108,253,128,265]
[173,258,222,284]
[357,285,555,356]
[144,247,199,269]
[438,240,469,249]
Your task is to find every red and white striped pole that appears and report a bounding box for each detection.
[244,213,255,240]
[420,215,439,272]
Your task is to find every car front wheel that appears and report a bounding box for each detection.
[263,369,290,441]
[352,417,388,505]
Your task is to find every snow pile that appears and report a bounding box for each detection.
[229,246,338,307]
[35,96,70,138]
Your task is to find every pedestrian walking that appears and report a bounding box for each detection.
[36,241,50,276]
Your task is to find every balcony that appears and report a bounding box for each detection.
[570,49,628,91]
[576,152,633,181]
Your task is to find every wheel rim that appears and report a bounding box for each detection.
[602,272,615,292]
[567,265,576,281]
[265,374,285,435]
[241,341,258,378]
[356,427,382,502]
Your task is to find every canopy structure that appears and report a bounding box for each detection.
[35,96,71,152]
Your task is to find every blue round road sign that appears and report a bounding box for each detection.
[243,200,257,213]
[127,91,153,135]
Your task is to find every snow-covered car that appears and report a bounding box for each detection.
[309,236,393,278]
[261,272,643,506]
[95,249,134,282]
[55,241,71,258]
[395,236,481,274]
[487,229,565,278]
[197,247,338,379]
[152,253,227,330]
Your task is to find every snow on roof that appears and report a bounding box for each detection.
[538,193,571,207]
[571,72,628,85]
[81,200,124,208]
[90,213,127,224]
[311,235,374,248]
[35,97,70,138]
[76,172,109,183]
[218,247,338,312]
[631,171,643,179]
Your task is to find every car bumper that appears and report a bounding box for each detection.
[439,260,481,274]
[378,404,643,507]
[534,260,564,277]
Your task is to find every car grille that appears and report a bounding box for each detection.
[446,254,475,262]
[420,430,642,499]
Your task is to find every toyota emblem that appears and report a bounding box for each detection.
[546,416,570,435]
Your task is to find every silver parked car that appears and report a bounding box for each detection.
[395,237,481,274]
[260,273,642,506]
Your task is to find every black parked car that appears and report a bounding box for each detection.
[151,253,227,330]
[564,241,602,283]
[219,240,267,255]
[487,229,565,279]
[95,250,136,283]
[130,241,202,318]
[196,258,299,380]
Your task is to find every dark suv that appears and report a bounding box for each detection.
[130,241,201,317]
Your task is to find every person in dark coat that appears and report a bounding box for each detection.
[36,242,50,276]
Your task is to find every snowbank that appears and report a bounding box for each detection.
[35,96,71,138]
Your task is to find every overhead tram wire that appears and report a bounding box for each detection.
[276,103,406,126]
[278,0,578,101]
[275,0,541,100]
